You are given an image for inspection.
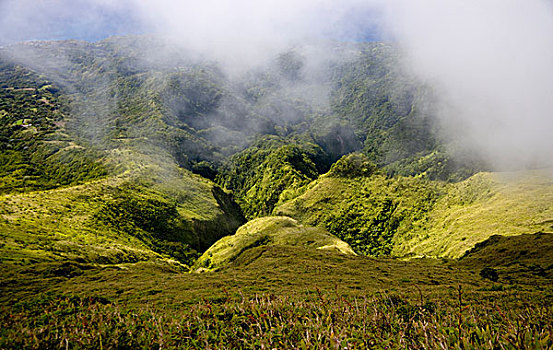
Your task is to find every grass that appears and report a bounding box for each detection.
[193,216,355,271]
[1,239,552,349]
[3,291,552,349]
[275,164,553,258]
[395,169,553,258]
[2,38,553,348]
[0,146,244,266]
[275,164,444,256]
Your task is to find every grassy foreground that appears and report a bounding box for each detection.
[2,235,552,349]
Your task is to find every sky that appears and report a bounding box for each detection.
[0,0,382,46]
[0,0,145,45]
[1,0,553,169]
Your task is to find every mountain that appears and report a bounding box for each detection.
[1,36,549,264]
[0,37,444,265]
[1,35,552,349]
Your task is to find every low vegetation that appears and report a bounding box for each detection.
[194,216,355,271]
[2,236,553,349]
[276,153,445,256]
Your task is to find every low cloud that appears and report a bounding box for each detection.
[2,0,553,170]
[383,0,553,169]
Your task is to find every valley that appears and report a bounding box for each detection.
[0,36,552,349]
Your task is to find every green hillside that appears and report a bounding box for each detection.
[276,155,553,258]
[2,232,552,349]
[1,36,550,267]
[275,153,445,256]
[0,153,245,267]
[194,216,355,271]
[395,169,553,258]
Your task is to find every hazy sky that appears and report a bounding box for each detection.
[0,0,381,45]
[2,0,553,169]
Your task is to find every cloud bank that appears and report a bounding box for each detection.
[2,0,553,169]
[384,0,553,169]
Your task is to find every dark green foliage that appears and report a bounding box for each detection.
[310,121,363,163]
[191,160,218,180]
[385,149,488,182]
[330,44,425,160]
[327,153,379,178]
[479,267,499,282]
[276,170,443,256]
[217,136,326,218]
[95,185,199,264]
[163,70,224,129]
[327,196,400,256]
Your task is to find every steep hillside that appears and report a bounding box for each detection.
[0,39,251,266]
[275,155,553,258]
[0,151,245,267]
[216,136,329,218]
[2,36,550,265]
[275,153,444,256]
[460,232,553,271]
[0,61,107,193]
[394,169,553,258]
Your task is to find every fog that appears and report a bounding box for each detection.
[383,0,553,169]
[1,0,553,170]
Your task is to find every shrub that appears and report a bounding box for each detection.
[479,267,499,282]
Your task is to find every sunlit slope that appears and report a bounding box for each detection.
[193,216,355,271]
[0,149,245,267]
[275,155,553,258]
[0,41,248,267]
[274,153,444,256]
[395,169,553,258]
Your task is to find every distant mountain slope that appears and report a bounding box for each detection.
[0,35,516,267]
[0,61,107,193]
[2,37,477,180]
